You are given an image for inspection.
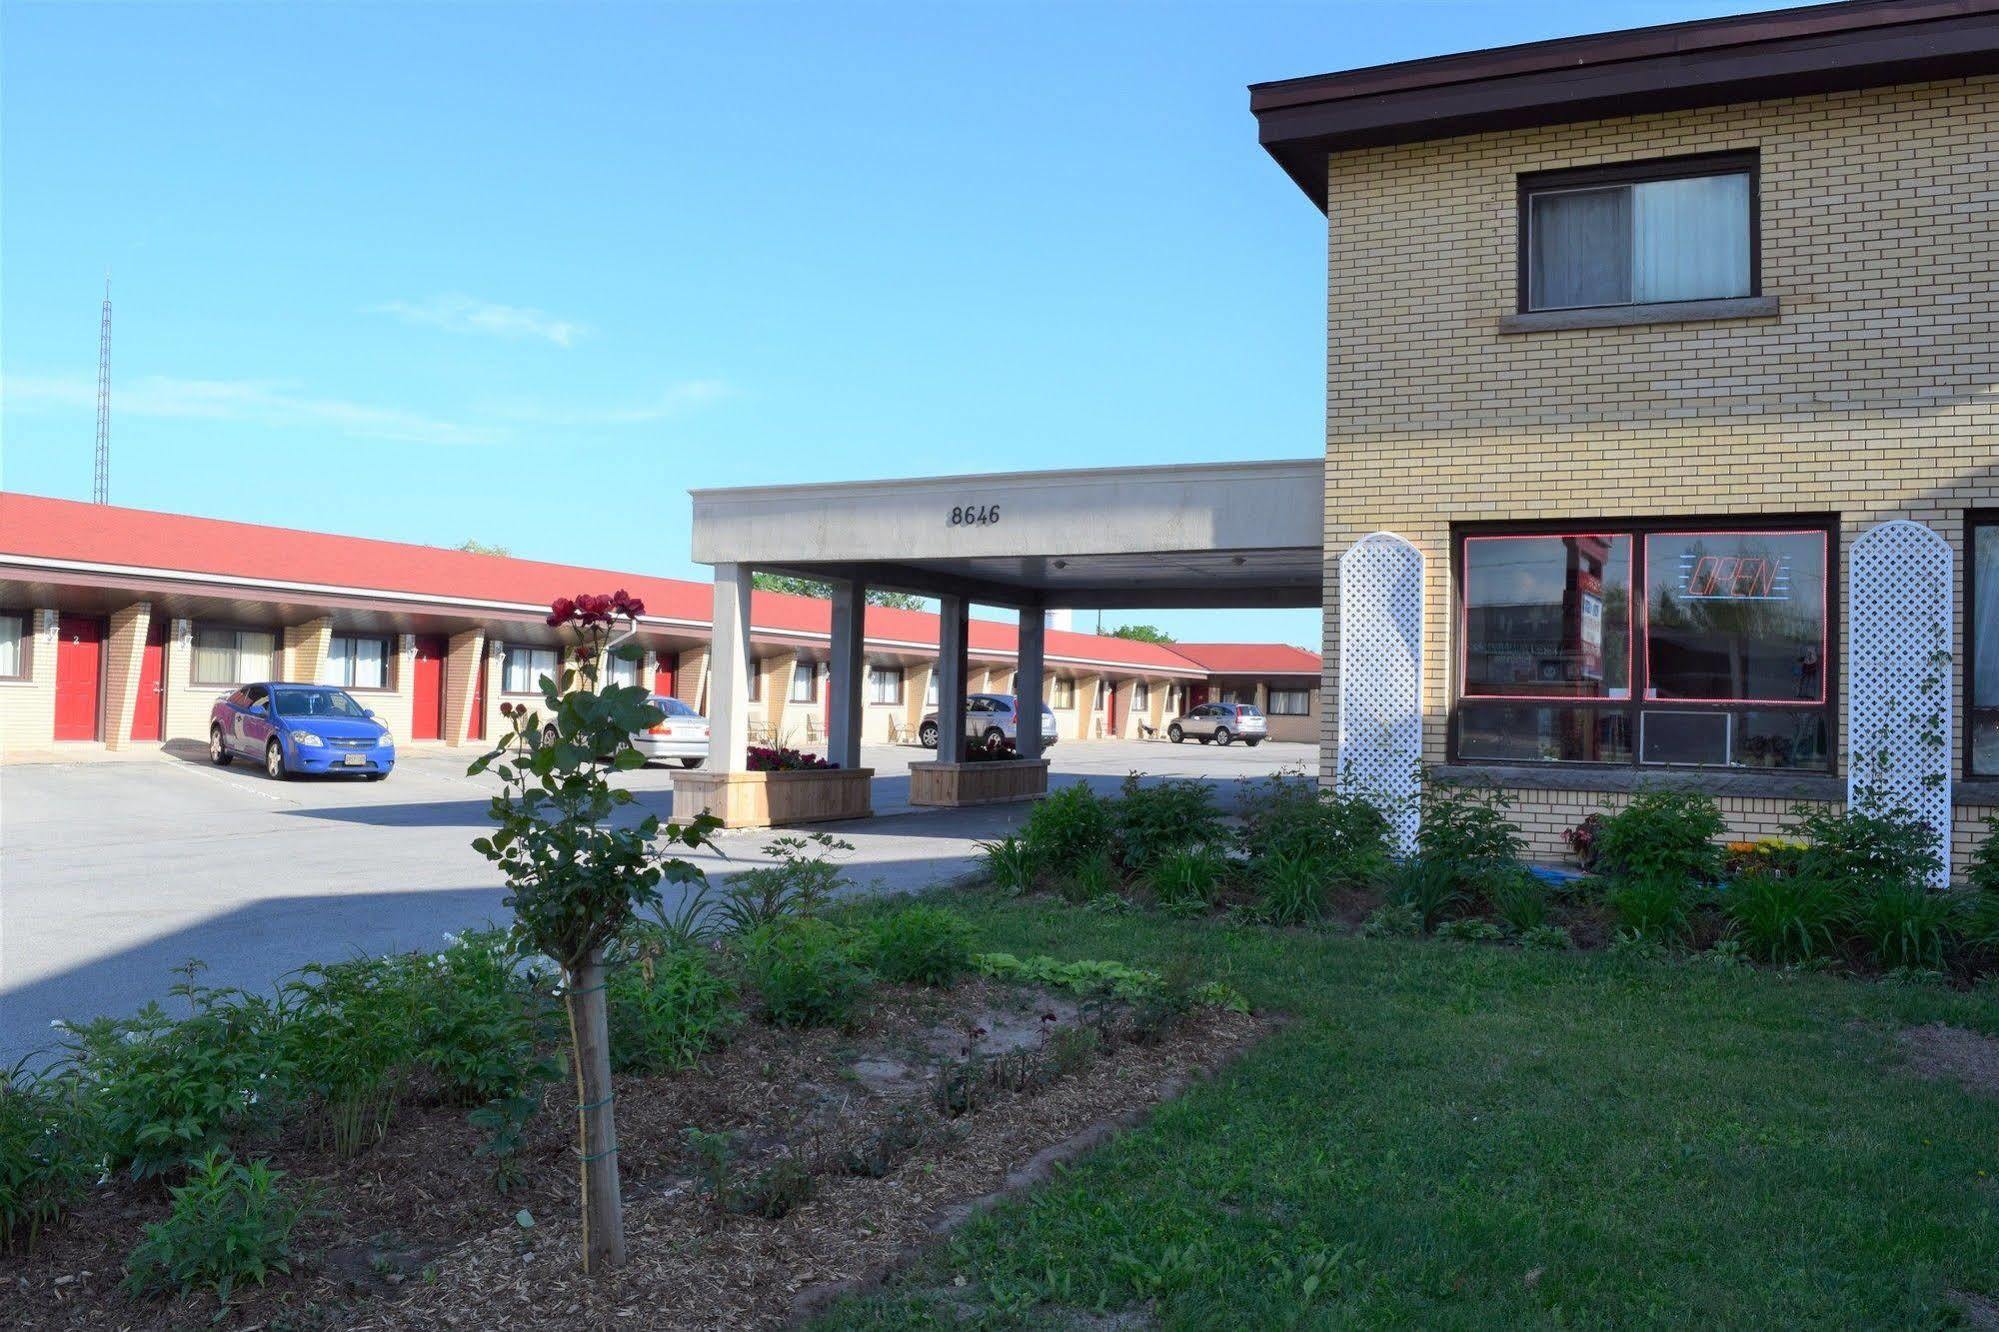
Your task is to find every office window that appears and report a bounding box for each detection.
[790,660,818,703]
[1522,153,1755,312]
[193,626,276,687]
[324,633,392,689]
[1456,522,1829,769]
[1269,689,1311,716]
[1052,677,1076,708]
[869,665,903,706]
[1973,516,1999,778]
[503,644,559,693]
[0,611,25,680]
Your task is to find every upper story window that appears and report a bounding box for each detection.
[1521,152,1756,313]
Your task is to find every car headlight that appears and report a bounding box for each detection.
[377,731,395,749]
[292,731,325,748]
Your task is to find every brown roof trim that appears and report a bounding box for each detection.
[1250,0,1999,208]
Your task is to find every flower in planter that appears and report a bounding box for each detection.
[746,745,838,773]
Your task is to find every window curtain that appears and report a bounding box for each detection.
[350,636,387,689]
[236,631,275,683]
[0,615,21,676]
[1977,527,1999,709]
[1529,187,1631,309]
[1633,174,1750,303]
[194,627,238,684]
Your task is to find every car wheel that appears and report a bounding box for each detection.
[265,739,290,780]
[679,756,704,769]
[1167,724,1184,744]
[1214,727,1233,746]
[918,721,939,749]
[981,727,1007,752]
[1244,737,1263,747]
[209,726,232,766]
[364,772,387,781]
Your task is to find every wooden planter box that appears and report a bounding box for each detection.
[672,768,874,829]
[909,759,1050,808]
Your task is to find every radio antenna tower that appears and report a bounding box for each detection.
[93,274,112,504]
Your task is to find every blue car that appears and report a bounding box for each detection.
[209,682,396,780]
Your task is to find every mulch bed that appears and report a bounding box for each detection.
[3,978,1266,1332]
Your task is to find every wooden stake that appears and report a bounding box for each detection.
[566,950,625,1272]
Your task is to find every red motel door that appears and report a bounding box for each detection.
[53,613,105,741]
[130,616,166,741]
[411,635,446,740]
[654,652,677,699]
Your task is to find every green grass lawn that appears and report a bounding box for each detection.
[819,892,1999,1330]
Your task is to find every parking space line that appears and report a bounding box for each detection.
[161,761,297,805]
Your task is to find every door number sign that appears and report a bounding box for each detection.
[948,504,1000,527]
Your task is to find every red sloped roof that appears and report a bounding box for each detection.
[1170,642,1323,675]
[0,492,1211,675]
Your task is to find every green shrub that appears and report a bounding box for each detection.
[1486,870,1549,934]
[0,1065,97,1252]
[977,834,1038,895]
[1257,849,1332,926]
[1724,869,1849,964]
[1021,783,1113,877]
[1592,791,1726,887]
[606,946,740,1073]
[1434,918,1505,943]
[1967,814,1999,898]
[1384,856,1464,932]
[1418,783,1526,878]
[1607,872,1693,942]
[1239,776,1392,871]
[863,905,974,987]
[122,1151,305,1303]
[277,955,424,1155]
[970,952,1162,1001]
[1518,924,1573,951]
[1359,903,1422,938]
[414,931,551,1106]
[1850,881,1954,971]
[1111,774,1226,873]
[1148,847,1228,916]
[717,833,852,933]
[1059,849,1123,904]
[1792,799,1941,893]
[741,919,871,1028]
[66,968,287,1184]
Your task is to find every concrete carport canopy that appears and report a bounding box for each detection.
[689,458,1323,772]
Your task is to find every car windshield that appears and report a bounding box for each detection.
[271,687,369,719]
[648,695,699,718]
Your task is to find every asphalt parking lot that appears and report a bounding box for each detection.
[0,737,1311,1063]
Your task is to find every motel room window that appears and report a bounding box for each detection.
[1051,677,1076,709]
[1522,152,1755,312]
[747,661,763,703]
[604,653,640,689]
[790,660,818,704]
[1973,515,1999,779]
[0,611,26,680]
[1454,522,1830,770]
[1269,688,1311,716]
[324,633,392,690]
[925,672,937,706]
[869,665,903,706]
[1133,682,1150,710]
[193,626,276,687]
[502,644,559,694]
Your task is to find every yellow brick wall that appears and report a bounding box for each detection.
[101,603,151,751]
[0,609,59,752]
[1319,76,1999,863]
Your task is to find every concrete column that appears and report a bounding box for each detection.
[827,580,865,771]
[1015,613,1044,762]
[935,596,969,762]
[102,602,152,751]
[707,563,753,773]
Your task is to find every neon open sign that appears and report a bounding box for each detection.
[1679,553,1792,601]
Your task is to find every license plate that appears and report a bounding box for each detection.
[342,754,367,766]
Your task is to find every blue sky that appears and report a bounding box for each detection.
[1,0,1805,647]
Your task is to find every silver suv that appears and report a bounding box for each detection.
[1167,701,1267,747]
[918,693,1060,752]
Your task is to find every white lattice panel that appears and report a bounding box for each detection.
[1337,532,1425,853]
[1847,519,1953,888]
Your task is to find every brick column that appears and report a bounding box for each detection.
[443,629,485,746]
[1075,673,1101,740]
[905,662,933,741]
[674,644,710,712]
[287,616,334,684]
[102,602,152,751]
[763,651,799,744]
[1113,679,1138,739]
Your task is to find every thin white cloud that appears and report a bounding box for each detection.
[3,373,499,447]
[484,379,736,427]
[370,294,589,347]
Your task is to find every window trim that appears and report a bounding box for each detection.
[1515,149,1761,315]
[0,610,30,682]
[1449,514,1838,772]
[1969,511,1999,780]
[191,623,280,688]
[325,631,396,692]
